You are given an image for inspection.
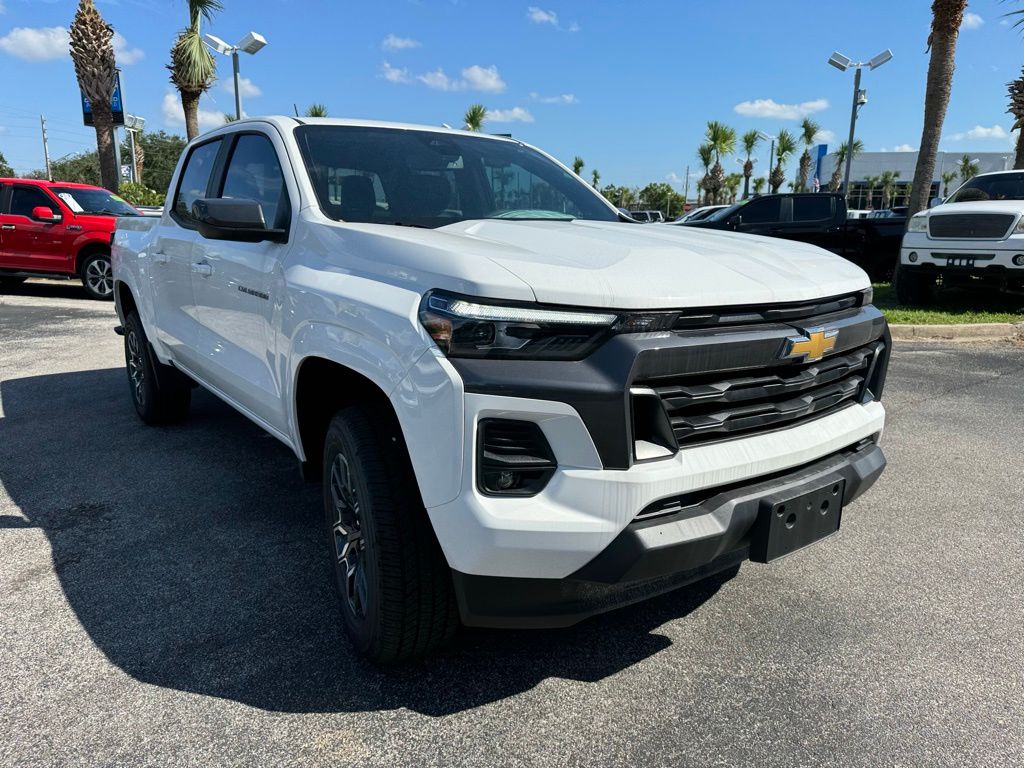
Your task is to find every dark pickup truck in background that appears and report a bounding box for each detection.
[682,193,905,281]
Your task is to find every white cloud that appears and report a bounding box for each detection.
[733,98,829,120]
[382,34,420,50]
[381,61,411,84]
[162,92,227,133]
[527,6,558,25]
[567,21,580,33]
[0,2,6,14]
[963,12,984,30]
[948,124,1009,141]
[489,107,534,123]
[223,76,261,98]
[666,172,683,183]
[0,26,142,64]
[530,91,577,104]
[418,64,506,92]
[0,26,68,61]
[113,31,144,64]
[813,129,836,143]
[892,143,916,152]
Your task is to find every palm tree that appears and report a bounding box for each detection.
[740,130,760,199]
[907,0,968,216]
[704,121,736,204]
[1007,67,1024,169]
[796,118,821,192]
[724,173,742,203]
[305,103,329,118]
[696,143,714,205]
[69,0,119,192]
[828,139,864,193]
[863,174,880,209]
[941,170,957,197]
[572,156,585,175]
[591,168,600,189]
[879,170,901,209]
[752,177,766,195]
[463,103,487,131]
[958,154,978,183]
[169,0,221,141]
[222,113,238,124]
[770,129,796,194]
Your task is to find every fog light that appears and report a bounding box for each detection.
[1013,254,1024,266]
[908,252,918,263]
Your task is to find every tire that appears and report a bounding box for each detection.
[0,277,27,291]
[323,405,457,663]
[894,265,934,306]
[80,251,114,300]
[123,311,192,425]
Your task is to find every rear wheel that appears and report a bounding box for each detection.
[80,252,114,300]
[123,311,191,425]
[323,406,457,663]
[894,265,935,306]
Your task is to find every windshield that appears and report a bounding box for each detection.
[51,187,138,216]
[702,202,744,222]
[947,172,1024,203]
[294,126,618,228]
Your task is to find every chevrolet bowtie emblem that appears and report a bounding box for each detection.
[782,327,838,363]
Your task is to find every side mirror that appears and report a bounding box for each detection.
[191,198,286,243]
[928,197,944,208]
[32,206,61,223]
[730,215,743,228]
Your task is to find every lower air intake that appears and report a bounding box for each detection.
[477,419,557,496]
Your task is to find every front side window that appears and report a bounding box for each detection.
[738,197,781,224]
[947,172,1024,203]
[220,134,289,229]
[10,186,57,219]
[295,126,617,228]
[174,139,222,221]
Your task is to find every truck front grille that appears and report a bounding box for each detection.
[636,342,881,448]
[928,213,1015,239]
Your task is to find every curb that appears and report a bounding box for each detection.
[889,322,1024,342]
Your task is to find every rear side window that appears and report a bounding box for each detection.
[219,134,290,229]
[739,197,781,224]
[10,186,57,218]
[793,196,833,222]
[174,139,222,221]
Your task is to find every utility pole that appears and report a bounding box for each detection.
[683,164,690,206]
[40,115,52,181]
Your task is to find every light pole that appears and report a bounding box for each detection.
[124,114,145,184]
[757,131,775,193]
[203,31,267,120]
[828,49,892,198]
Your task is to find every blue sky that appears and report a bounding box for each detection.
[0,0,1021,188]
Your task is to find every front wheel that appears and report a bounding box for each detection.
[894,265,935,306]
[123,312,191,425]
[80,252,114,300]
[323,406,457,663]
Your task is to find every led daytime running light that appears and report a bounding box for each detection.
[432,296,617,326]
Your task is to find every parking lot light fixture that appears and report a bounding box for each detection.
[829,49,893,198]
[757,131,776,187]
[203,31,267,120]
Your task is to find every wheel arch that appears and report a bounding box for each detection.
[75,239,111,274]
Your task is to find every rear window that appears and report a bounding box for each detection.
[792,196,833,222]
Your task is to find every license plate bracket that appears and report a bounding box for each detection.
[749,479,846,563]
[945,255,975,268]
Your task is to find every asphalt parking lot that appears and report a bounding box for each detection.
[1,281,1022,768]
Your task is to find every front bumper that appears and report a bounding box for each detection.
[453,439,885,628]
[900,233,1024,275]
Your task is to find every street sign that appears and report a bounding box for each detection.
[81,72,125,127]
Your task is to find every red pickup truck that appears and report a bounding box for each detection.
[0,178,142,299]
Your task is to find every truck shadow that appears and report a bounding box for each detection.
[0,367,732,716]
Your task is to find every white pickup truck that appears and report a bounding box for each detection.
[113,117,889,662]
[899,170,1024,303]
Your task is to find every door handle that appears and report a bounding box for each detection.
[1,224,15,231]
[191,261,213,277]
[152,251,169,265]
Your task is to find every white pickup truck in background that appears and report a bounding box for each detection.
[899,170,1024,304]
[113,117,890,662]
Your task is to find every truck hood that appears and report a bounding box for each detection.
[929,200,1024,216]
[436,219,870,309]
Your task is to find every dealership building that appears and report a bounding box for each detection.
[815,150,1014,208]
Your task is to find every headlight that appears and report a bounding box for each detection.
[419,290,676,360]
[860,286,874,306]
[907,214,928,233]
[1014,217,1024,234]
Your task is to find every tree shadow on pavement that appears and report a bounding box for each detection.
[0,367,732,716]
